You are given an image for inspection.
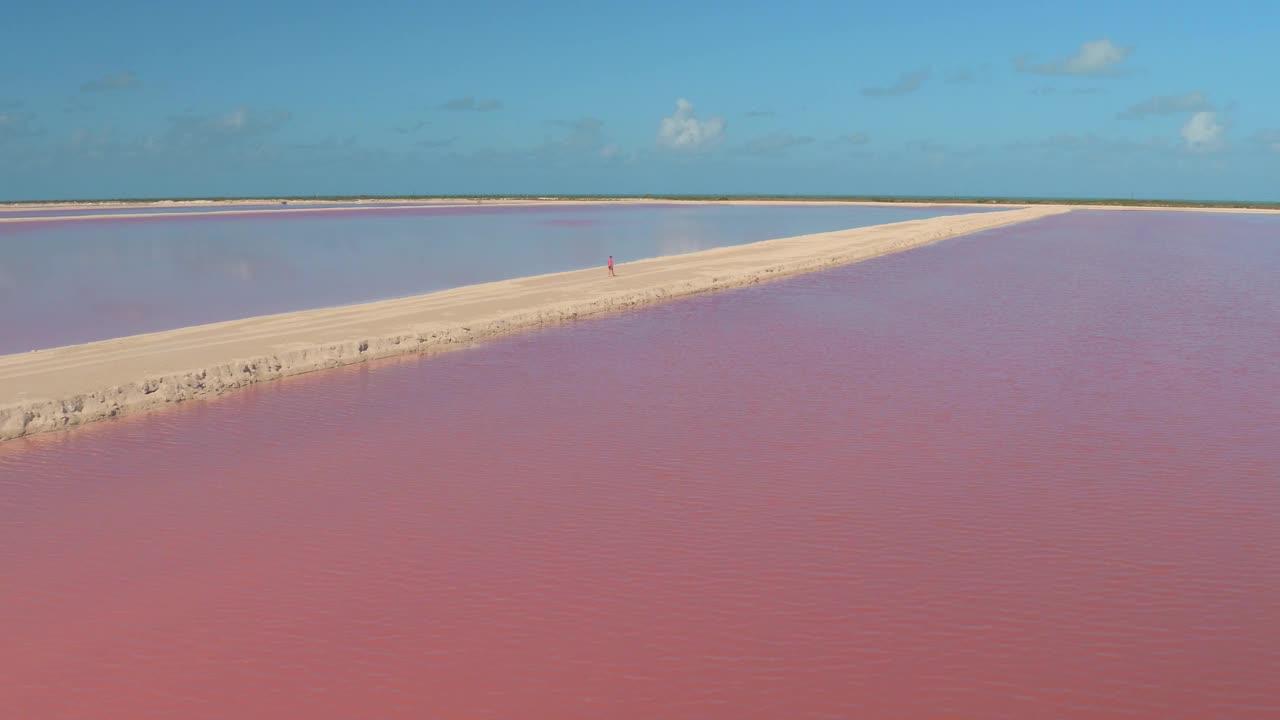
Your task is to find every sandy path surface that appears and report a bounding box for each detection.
[0,205,1068,441]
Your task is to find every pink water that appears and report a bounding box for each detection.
[0,202,985,353]
[2,210,1278,718]
[0,202,428,218]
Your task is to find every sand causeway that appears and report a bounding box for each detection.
[1,205,1068,441]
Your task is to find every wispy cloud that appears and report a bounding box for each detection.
[1252,129,1280,153]
[902,139,984,165]
[1014,38,1133,77]
[445,116,622,166]
[68,128,123,159]
[0,110,41,144]
[1031,86,1111,97]
[735,132,814,156]
[80,71,140,93]
[1010,126,1208,160]
[414,136,457,149]
[1119,92,1213,119]
[838,132,871,145]
[436,97,502,112]
[657,98,725,152]
[395,120,431,134]
[862,69,929,98]
[163,107,291,149]
[553,117,608,152]
[913,139,951,154]
[1181,111,1224,152]
[63,96,95,114]
[1005,132,1172,160]
[946,64,988,84]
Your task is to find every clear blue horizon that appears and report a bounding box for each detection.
[2,0,1277,201]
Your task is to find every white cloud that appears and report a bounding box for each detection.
[1181,111,1223,152]
[657,98,725,152]
[1120,92,1213,119]
[1016,38,1133,76]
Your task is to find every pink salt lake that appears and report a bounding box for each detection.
[0,202,986,353]
[1,210,1277,719]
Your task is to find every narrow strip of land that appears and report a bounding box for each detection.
[5,196,1279,217]
[0,205,1069,441]
[0,200,523,224]
[0,197,1016,224]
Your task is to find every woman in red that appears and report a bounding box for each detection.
[607,255,615,277]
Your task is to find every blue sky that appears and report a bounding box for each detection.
[1,0,1277,200]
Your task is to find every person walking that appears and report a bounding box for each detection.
[607,255,615,277]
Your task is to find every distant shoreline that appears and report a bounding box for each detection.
[2,195,1278,221]
[2,193,1278,210]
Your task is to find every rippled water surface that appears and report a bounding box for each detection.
[2,210,1278,718]
[0,202,983,353]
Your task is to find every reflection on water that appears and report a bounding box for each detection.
[0,203,985,353]
[1,210,1277,719]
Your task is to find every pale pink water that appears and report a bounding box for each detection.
[0,202,982,353]
[2,210,1278,718]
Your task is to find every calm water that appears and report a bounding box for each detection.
[2,210,1277,718]
[0,203,982,353]
[0,202,429,218]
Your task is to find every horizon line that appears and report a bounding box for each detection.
[3,193,1278,210]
